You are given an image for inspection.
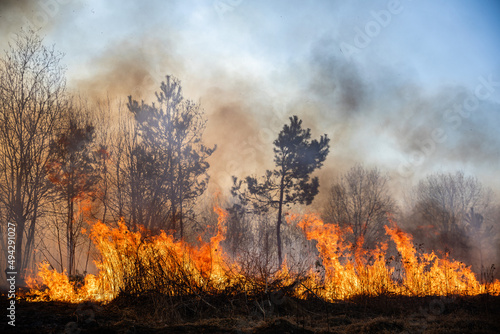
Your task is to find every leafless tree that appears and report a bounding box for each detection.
[87,97,115,225]
[411,172,491,238]
[0,31,67,280]
[464,207,495,282]
[324,164,396,248]
[223,199,256,258]
[405,171,494,264]
[105,107,142,229]
[45,104,99,276]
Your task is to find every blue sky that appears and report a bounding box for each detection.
[1,0,499,195]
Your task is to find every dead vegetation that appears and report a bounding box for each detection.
[19,208,500,333]
[3,291,500,333]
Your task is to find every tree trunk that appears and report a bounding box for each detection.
[67,194,75,277]
[277,175,285,268]
[57,222,64,272]
[22,211,38,280]
[276,209,283,268]
[14,171,25,277]
[178,160,184,240]
[179,205,184,240]
[171,203,177,237]
[15,213,25,280]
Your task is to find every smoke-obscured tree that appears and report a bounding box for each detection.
[45,111,99,276]
[464,207,495,282]
[106,109,151,233]
[124,127,163,231]
[224,201,255,257]
[0,31,67,279]
[89,98,114,225]
[324,164,396,248]
[405,171,493,260]
[126,76,216,238]
[232,116,329,267]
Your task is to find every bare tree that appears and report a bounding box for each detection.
[100,102,150,233]
[412,172,491,238]
[464,207,495,282]
[45,106,99,276]
[87,97,115,225]
[0,31,67,280]
[324,164,396,248]
[117,116,151,231]
[224,200,256,258]
[405,171,494,263]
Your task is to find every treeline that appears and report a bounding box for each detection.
[0,32,217,279]
[0,31,498,283]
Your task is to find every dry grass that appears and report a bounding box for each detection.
[4,292,500,333]
[21,212,500,333]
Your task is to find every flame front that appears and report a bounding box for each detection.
[298,214,499,300]
[27,205,238,302]
[26,209,500,303]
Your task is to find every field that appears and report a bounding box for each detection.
[2,290,500,333]
[4,209,499,333]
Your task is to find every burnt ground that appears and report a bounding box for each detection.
[1,291,500,334]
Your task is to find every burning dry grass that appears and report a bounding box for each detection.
[298,214,499,299]
[26,207,500,307]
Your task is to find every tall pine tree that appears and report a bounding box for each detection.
[233,116,329,267]
[127,76,216,238]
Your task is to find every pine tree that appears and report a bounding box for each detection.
[232,116,329,267]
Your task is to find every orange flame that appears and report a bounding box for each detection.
[27,205,237,302]
[26,209,500,303]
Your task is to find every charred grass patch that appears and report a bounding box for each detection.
[3,292,500,333]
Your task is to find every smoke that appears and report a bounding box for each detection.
[0,0,30,14]
[307,39,370,118]
[0,0,84,49]
[65,36,284,192]
[0,0,31,47]
[71,34,183,102]
[2,0,499,277]
[65,24,500,211]
[3,1,497,195]
[301,36,500,191]
[0,0,32,24]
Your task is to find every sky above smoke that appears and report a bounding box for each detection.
[1,0,499,198]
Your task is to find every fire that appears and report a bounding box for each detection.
[27,205,239,302]
[384,224,485,296]
[26,208,500,304]
[298,215,499,300]
[298,214,392,300]
[26,262,103,303]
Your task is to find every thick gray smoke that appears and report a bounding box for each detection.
[1,0,499,272]
[3,0,498,192]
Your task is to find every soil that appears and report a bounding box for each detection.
[1,291,500,333]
